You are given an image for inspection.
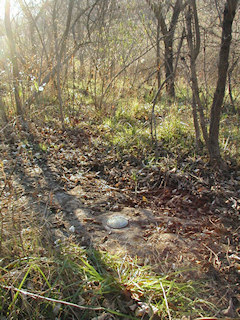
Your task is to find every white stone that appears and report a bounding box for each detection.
[106,216,128,229]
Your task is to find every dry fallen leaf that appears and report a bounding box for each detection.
[222,297,240,318]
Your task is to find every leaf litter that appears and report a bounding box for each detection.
[0,121,240,318]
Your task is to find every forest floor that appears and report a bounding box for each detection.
[1,119,240,319]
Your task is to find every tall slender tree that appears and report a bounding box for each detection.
[5,0,24,119]
[146,0,186,98]
[208,0,238,165]
[185,0,208,149]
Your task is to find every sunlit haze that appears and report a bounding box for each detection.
[0,1,5,19]
[0,0,20,20]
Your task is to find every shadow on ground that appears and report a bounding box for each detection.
[1,124,240,318]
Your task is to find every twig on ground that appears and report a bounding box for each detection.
[2,285,104,311]
[160,281,171,320]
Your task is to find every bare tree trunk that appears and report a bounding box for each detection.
[164,37,175,98]
[0,97,14,142]
[185,0,208,148]
[191,94,201,147]
[156,17,161,92]
[17,0,50,64]
[53,0,75,129]
[161,0,185,98]
[150,28,185,144]
[208,0,238,165]
[0,97,8,124]
[5,0,24,119]
[146,0,185,98]
[228,56,239,113]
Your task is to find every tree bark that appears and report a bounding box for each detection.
[0,97,8,124]
[52,0,75,128]
[208,0,238,165]
[164,38,175,98]
[162,0,183,98]
[185,0,209,149]
[5,0,24,119]
[156,17,161,92]
[146,0,185,98]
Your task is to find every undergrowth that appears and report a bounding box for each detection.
[0,213,214,319]
[98,91,240,167]
[0,84,239,319]
[0,150,219,319]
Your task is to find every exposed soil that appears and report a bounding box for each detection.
[1,123,240,317]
